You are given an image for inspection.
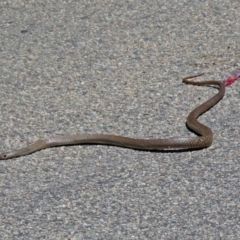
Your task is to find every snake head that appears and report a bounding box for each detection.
[0,152,14,160]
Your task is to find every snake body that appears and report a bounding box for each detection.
[0,74,225,160]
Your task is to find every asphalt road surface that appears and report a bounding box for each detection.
[0,1,239,239]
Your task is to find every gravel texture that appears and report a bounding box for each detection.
[0,0,240,239]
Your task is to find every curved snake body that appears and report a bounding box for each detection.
[0,74,225,160]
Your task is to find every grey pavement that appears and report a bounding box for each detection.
[0,0,240,239]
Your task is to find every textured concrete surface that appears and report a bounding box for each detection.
[0,0,240,239]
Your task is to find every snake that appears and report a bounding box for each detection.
[0,73,225,160]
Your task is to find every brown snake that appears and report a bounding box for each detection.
[0,74,225,160]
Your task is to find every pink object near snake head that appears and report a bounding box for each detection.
[223,70,240,86]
